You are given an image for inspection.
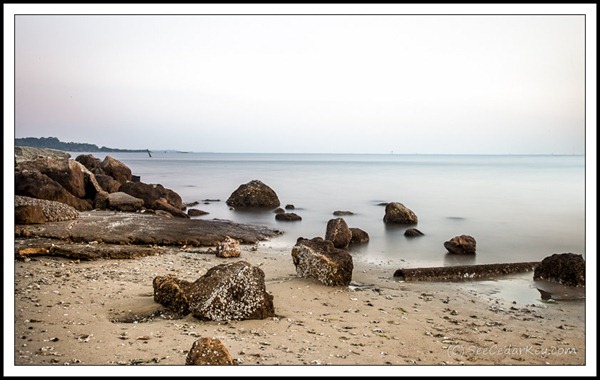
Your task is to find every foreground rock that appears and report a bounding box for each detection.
[325,218,352,249]
[16,156,87,198]
[444,235,477,254]
[393,262,540,281]
[226,180,280,208]
[15,196,79,222]
[15,170,93,211]
[186,338,234,365]
[534,253,585,287]
[383,202,418,224]
[15,210,281,246]
[291,237,353,286]
[154,261,275,321]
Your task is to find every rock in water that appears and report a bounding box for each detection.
[325,218,352,249]
[383,202,418,224]
[444,235,476,254]
[291,237,353,286]
[226,180,280,208]
[349,228,370,244]
[534,253,585,287]
[186,337,234,365]
[275,213,302,221]
[404,228,424,237]
[216,236,241,258]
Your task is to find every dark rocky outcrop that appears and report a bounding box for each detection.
[404,228,424,237]
[95,174,121,193]
[215,237,241,258]
[75,154,102,174]
[534,253,585,287]
[15,205,46,224]
[106,192,145,212]
[100,156,132,185]
[325,218,352,249]
[393,262,540,281]
[349,228,370,244]
[383,202,418,224]
[153,261,275,321]
[444,235,476,254]
[285,204,295,210]
[275,213,302,221]
[15,196,79,222]
[226,180,280,208]
[120,181,187,218]
[186,338,234,365]
[15,170,93,211]
[291,237,353,286]
[16,156,87,198]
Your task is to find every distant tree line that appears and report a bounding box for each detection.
[15,137,147,153]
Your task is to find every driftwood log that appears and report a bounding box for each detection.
[393,262,540,281]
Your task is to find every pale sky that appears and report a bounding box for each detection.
[9,6,591,154]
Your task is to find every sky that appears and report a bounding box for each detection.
[9,6,592,154]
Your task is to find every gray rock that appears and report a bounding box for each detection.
[325,218,352,249]
[226,180,280,208]
[383,202,418,224]
[106,192,145,212]
[15,147,71,163]
[291,237,353,286]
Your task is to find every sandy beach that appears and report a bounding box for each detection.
[10,239,588,375]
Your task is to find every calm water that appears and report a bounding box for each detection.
[78,152,585,270]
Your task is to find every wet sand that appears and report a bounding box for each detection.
[10,241,588,375]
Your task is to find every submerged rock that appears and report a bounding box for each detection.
[226,180,280,208]
[275,213,302,221]
[534,253,585,287]
[404,228,424,237]
[186,338,234,365]
[444,235,476,254]
[325,218,352,249]
[383,202,418,224]
[291,237,353,286]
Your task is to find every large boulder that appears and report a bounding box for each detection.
[186,338,234,365]
[325,218,352,249]
[349,227,370,244]
[16,156,87,198]
[153,261,275,321]
[75,154,102,174]
[15,196,79,222]
[95,174,122,193]
[106,192,145,212]
[120,181,187,218]
[100,156,132,184]
[226,180,280,208]
[534,253,585,287]
[444,235,476,254]
[15,170,92,211]
[291,237,353,286]
[383,202,418,224]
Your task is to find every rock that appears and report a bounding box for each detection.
[188,209,209,217]
[120,181,186,217]
[106,192,145,212]
[383,202,418,224]
[131,175,141,183]
[75,154,102,173]
[186,338,234,365]
[394,262,539,281]
[404,228,424,237]
[285,204,295,210]
[349,228,369,244]
[15,146,70,163]
[275,213,302,221]
[444,235,476,254]
[333,210,354,216]
[533,253,585,287]
[226,180,280,208]
[95,174,121,193]
[100,156,132,185]
[15,238,158,261]
[273,208,285,214]
[16,156,87,198]
[15,196,79,222]
[15,170,93,211]
[216,237,241,258]
[15,205,46,224]
[325,218,352,249]
[153,275,191,315]
[155,210,174,219]
[291,237,353,286]
[188,261,274,320]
